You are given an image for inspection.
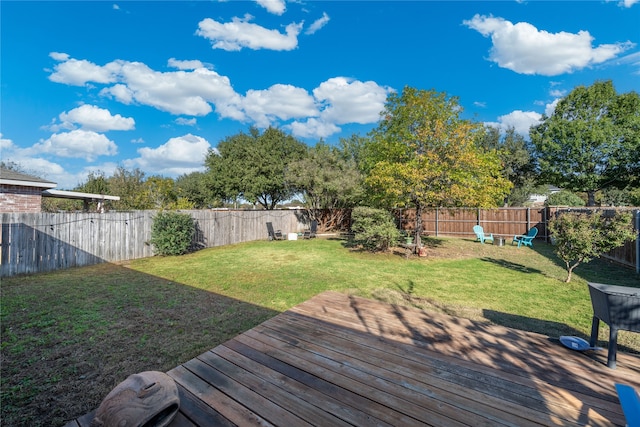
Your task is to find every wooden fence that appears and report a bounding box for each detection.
[396,206,639,273]
[1,210,307,277]
[2,207,638,277]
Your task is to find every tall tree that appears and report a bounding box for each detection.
[478,126,538,206]
[143,175,178,209]
[175,171,218,209]
[205,127,307,209]
[286,142,363,228]
[364,86,511,247]
[108,167,151,210]
[530,80,640,206]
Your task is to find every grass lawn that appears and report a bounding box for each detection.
[1,236,639,426]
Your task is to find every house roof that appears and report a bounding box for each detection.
[0,167,57,189]
[42,189,119,201]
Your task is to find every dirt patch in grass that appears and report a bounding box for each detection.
[1,264,276,427]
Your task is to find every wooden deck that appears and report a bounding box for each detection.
[67,291,640,426]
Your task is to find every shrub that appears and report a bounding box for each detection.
[150,211,196,256]
[548,210,636,282]
[351,207,401,252]
[545,190,585,207]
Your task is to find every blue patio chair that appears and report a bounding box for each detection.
[473,225,494,244]
[512,227,538,247]
[615,384,640,427]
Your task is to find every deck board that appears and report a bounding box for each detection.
[66,291,640,427]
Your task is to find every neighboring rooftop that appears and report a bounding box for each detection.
[0,166,57,189]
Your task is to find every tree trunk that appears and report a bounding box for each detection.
[587,190,597,206]
[414,201,423,251]
[565,261,579,283]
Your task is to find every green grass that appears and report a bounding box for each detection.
[1,236,638,427]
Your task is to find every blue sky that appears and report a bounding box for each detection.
[1,0,639,189]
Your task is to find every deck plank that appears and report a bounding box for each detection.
[65,291,640,427]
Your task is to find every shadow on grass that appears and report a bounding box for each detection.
[529,242,640,287]
[479,257,544,274]
[0,264,278,427]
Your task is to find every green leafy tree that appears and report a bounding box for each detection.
[150,211,196,256]
[351,206,401,252]
[546,190,586,207]
[205,127,307,209]
[286,142,363,228]
[143,176,178,209]
[363,86,512,247]
[175,171,218,208]
[531,80,640,206]
[548,211,636,282]
[479,126,537,206]
[108,167,152,210]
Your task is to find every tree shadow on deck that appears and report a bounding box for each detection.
[344,293,636,426]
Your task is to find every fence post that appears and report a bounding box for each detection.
[527,208,531,231]
[435,207,439,237]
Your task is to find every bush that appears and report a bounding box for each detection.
[351,207,401,252]
[545,190,585,207]
[150,211,196,256]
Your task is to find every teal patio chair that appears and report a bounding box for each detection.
[512,227,538,247]
[473,225,494,244]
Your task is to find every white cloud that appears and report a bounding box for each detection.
[544,99,560,117]
[463,14,634,76]
[48,54,392,140]
[0,133,15,151]
[485,110,542,137]
[196,15,302,51]
[53,105,135,132]
[313,77,391,125]
[242,84,319,127]
[168,58,205,70]
[620,0,639,7]
[306,12,330,35]
[288,118,341,139]
[124,134,210,176]
[549,89,567,98]
[48,53,122,85]
[175,117,197,126]
[31,129,118,161]
[255,0,286,15]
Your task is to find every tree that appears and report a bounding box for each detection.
[531,80,640,206]
[478,126,537,206]
[143,176,178,209]
[548,210,636,282]
[546,190,586,207]
[286,142,363,229]
[363,86,512,248]
[205,127,307,209]
[175,171,218,209]
[108,167,151,210]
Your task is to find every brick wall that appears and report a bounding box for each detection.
[0,185,43,212]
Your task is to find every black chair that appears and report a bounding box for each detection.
[266,222,284,240]
[304,220,318,239]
